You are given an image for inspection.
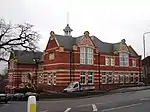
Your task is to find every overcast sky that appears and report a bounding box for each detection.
[1,0,150,72]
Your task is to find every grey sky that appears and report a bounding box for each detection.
[1,0,150,72]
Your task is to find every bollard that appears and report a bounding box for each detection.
[27,96,36,112]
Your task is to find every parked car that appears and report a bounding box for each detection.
[0,93,8,104]
[13,93,24,101]
[6,94,14,101]
[24,92,39,101]
[137,82,145,86]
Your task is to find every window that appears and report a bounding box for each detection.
[119,52,129,66]
[49,52,55,60]
[130,73,134,83]
[88,72,93,84]
[134,73,139,83]
[38,74,44,84]
[80,72,86,85]
[111,57,115,66]
[102,72,107,84]
[105,57,115,66]
[107,72,113,84]
[132,59,136,67]
[80,47,93,64]
[47,73,52,85]
[53,73,57,85]
[114,73,119,83]
[105,57,111,66]
[125,74,129,83]
[120,75,124,83]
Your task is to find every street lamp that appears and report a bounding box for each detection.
[143,32,150,58]
[33,58,40,90]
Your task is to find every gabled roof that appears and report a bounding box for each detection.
[11,50,43,64]
[54,34,76,50]
[53,34,139,56]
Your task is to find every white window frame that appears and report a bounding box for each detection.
[80,47,93,65]
[105,57,110,66]
[114,73,119,83]
[130,73,134,83]
[111,57,115,66]
[119,52,129,66]
[38,74,44,84]
[125,74,129,83]
[120,75,124,83]
[47,73,52,85]
[80,72,86,85]
[53,73,57,85]
[88,72,93,84]
[87,48,93,64]
[132,59,136,67]
[49,52,55,60]
[107,72,113,84]
[134,73,139,83]
[102,72,107,84]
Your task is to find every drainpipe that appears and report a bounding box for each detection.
[139,56,141,82]
[98,53,100,90]
[69,51,72,83]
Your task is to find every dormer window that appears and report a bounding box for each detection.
[80,47,93,65]
[119,52,129,66]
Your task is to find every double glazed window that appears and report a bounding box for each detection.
[105,57,115,66]
[88,72,93,84]
[80,72,93,85]
[80,72,86,85]
[80,47,93,64]
[102,72,107,84]
[119,52,129,66]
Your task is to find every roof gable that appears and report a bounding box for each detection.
[45,31,59,50]
[77,31,95,47]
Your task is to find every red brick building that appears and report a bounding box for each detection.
[7,24,142,92]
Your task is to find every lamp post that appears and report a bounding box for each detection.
[33,58,40,90]
[143,32,150,58]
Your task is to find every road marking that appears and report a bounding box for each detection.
[64,108,71,112]
[40,110,48,112]
[92,104,98,111]
[96,102,104,105]
[140,98,149,101]
[77,104,91,107]
[102,103,142,112]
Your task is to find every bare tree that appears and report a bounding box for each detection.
[0,18,40,62]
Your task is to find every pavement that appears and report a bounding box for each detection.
[1,86,150,112]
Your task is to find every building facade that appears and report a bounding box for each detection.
[7,24,142,92]
[142,56,150,84]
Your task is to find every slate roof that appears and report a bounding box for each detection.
[11,33,139,64]
[12,50,43,64]
[54,34,138,56]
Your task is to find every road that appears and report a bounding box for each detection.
[1,89,150,112]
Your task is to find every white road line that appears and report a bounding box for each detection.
[77,104,91,107]
[92,104,98,111]
[96,102,104,105]
[102,103,142,112]
[40,110,48,112]
[140,98,149,101]
[64,108,71,112]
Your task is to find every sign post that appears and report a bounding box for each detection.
[27,96,36,112]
